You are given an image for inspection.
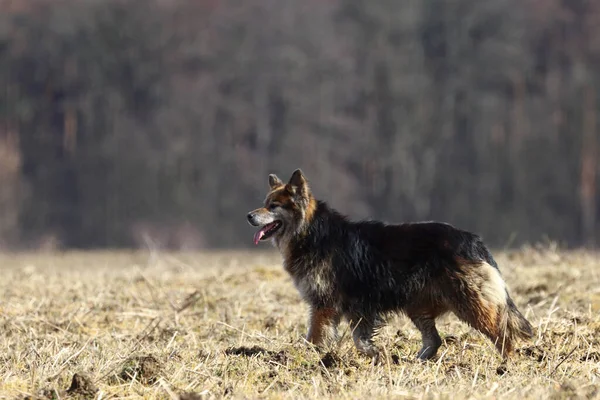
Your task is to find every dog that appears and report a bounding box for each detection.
[247,169,533,361]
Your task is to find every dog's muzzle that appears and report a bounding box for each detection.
[247,212,259,226]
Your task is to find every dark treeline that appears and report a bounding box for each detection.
[0,0,598,250]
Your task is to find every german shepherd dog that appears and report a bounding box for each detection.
[247,169,533,361]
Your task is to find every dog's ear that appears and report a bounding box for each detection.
[286,169,309,197]
[269,174,283,189]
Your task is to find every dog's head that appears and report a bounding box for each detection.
[247,169,316,246]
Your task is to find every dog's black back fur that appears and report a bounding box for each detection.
[287,201,496,315]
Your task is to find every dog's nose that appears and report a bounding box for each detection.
[247,213,253,222]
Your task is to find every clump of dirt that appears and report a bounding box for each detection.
[223,384,234,396]
[517,345,548,363]
[65,373,98,399]
[445,362,473,376]
[271,350,288,364]
[118,355,162,385]
[580,352,600,362]
[263,316,279,329]
[225,345,268,357]
[319,351,341,369]
[496,362,508,376]
[387,352,413,365]
[224,346,288,365]
[262,369,278,379]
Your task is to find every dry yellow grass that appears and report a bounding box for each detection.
[1,246,599,399]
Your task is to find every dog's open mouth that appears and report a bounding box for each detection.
[253,221,282,245]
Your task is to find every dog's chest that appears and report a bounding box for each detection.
[284,256,334,302]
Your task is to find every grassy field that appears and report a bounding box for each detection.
[1,246,599,399]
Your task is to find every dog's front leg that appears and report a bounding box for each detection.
[306,307,340,347]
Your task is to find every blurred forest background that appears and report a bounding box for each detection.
[0,0,599,250]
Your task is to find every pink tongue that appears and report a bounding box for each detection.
[253,228,266,245]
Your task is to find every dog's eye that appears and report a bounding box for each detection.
[268,204,279,211]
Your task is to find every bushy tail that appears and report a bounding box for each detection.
[479,247,534,349]
[463,259,534,356]
[494,295,533,356]
[501,296,534,341]
[451,252,534,357]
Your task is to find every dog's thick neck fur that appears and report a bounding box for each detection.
[289,200,342,241]
[279,200,351,274]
